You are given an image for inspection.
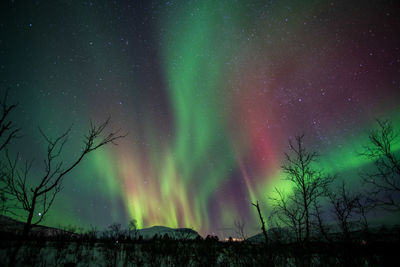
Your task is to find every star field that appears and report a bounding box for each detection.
[0,0,399,237]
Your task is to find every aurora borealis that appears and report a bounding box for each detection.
[1,0,399,237]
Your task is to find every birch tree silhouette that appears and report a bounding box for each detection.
[270,135,334,243]
[361,119,400,210]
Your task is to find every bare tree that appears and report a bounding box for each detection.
[86,224,99,240]
[328,181,360,241]
[355,194,373,233]
[2,117,126,237]
[270,187,307,243]
[312,200,331,242]
[360,119,400,210]
[234,219,247,241]
[128,218,139,240]
[0,89,20,152]
[0,90,21,214]
[108,223,123,240]
[251,200,268,244]
[270,135,334,243]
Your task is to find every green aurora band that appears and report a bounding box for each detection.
[2,0,399,237]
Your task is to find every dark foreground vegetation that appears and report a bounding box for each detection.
[0,227,399,267]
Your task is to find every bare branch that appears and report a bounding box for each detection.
[1,116,126,237]
[0,89,21,153]
[270,134,335,243]
[360,119,400,210]
[251,200,268,244]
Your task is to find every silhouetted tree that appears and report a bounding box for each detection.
[328,181,360,241]
[0,90,21,215]
[361,119,400,210]
[251,200,269,244]
[270,187,306,243]
[0,90,20,152]
[128,218,138,240]
[312,200,331,242]
[2,117,126,237]
[234,218,247,241]
[86,224,99,240]
[108,223,123,240]
[270,135,334,243]
[355,194,373,233]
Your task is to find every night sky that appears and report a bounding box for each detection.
[1,0,399,237]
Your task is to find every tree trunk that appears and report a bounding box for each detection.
[11,193,37,265]
[252,201,268,245]
[23,193,37,237]
[303,195,310,243]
